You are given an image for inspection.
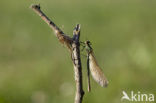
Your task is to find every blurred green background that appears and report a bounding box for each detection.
[0,0,156,103]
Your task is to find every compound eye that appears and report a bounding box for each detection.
[86,40,90,44]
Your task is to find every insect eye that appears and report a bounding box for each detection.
[85,40,90,44]
[87,41,92,45]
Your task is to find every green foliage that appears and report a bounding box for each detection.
[0,0,156,103]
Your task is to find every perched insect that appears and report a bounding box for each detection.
[83,40,108,90]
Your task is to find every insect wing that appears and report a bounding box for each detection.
[89,52,108,87]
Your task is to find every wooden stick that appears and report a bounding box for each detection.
[30,4,84,103]
[30,4,73,52]
[72,24,84,103]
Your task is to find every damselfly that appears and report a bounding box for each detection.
[81,41,109,91]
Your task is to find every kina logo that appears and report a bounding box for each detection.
[121,91,155,102]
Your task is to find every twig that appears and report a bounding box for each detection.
[30,4,73,52]
[72,24,84,103]
[30,4,84,103]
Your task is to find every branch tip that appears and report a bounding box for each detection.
[73,24,81,37]
[30,4,40,9]
[75,24,81,31]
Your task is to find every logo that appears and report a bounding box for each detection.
[121,91,155,102]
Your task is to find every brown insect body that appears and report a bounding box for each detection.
[85,41,108,88]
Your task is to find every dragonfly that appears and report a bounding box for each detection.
[81,40,109,92]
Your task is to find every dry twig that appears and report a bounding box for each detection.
[30,4,84,103]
